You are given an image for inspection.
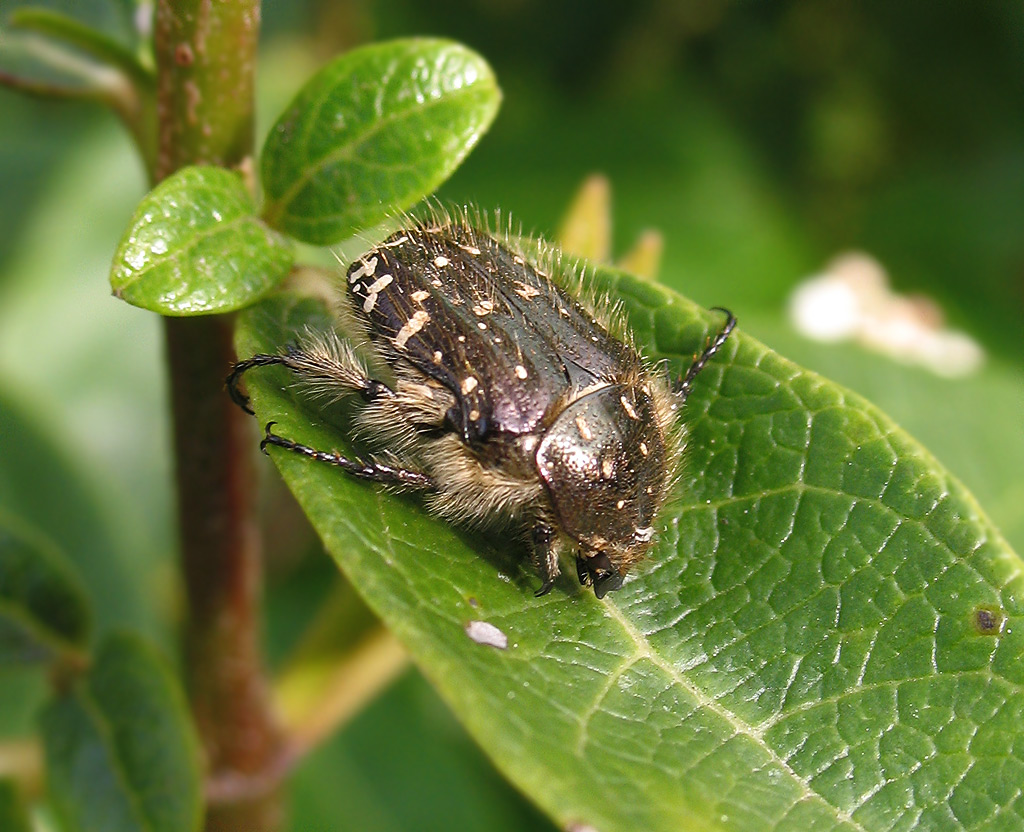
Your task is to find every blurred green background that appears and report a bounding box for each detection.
[1,1,1022,829]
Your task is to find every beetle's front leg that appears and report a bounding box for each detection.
[228,330,393,414]
[576,550,624,599]
[532,521,560,597]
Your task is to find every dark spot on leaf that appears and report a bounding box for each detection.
[973,606,1004,634]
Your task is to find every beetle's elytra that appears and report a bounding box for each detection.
[228,210,735,598]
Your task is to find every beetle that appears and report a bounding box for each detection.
[228,210,735,598]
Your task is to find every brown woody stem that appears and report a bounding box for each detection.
[153,2,283,830]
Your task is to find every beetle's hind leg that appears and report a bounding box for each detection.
[228,329,394,415]
[260,422,434,490]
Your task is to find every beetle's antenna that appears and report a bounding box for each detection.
[673,307,736,404]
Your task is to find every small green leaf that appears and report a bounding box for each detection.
[41,633,203,832]
[0,780,32,832]
[236,264,1023,831]
[110,166,293,315]
[0,513,90,665]
[261,39,500,244]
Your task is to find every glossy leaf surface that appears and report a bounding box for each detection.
[110,166,293,315]
[261,39,500,244]
[41,633,203,832]
[0,514,90,665]
[235,268,1022,832]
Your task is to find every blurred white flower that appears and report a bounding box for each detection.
[789,252,984,377]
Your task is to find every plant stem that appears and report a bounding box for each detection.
[153,2,282,829]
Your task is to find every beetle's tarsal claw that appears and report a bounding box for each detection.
[260,421,278,454]
[534,579,555,597]
[576,555,593,586]
[593,570,624,599]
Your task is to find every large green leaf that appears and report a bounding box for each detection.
[41,633,203,832]
[260,39,500,244]
[110,166,293,315]
[0,512,90,665]
[234,271,1022,832]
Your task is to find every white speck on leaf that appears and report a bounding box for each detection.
[465,620,508,649]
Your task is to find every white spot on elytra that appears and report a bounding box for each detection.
[412,289,430,302]
[477,322,487,330]
[473,299,495,316]
[620,395,639,420]
[349,255,377,283]
[394,310,430,348]
[434,255,450,268]
[639,442,649,456]
[601,458,614,478]
[616,500,625,509]
[465,620,507,649]
[514,365,528,379]
[514,282,540,300]
[360,273,393,313]
[365,274,393,294]
[432,350,443,364]
[469,408,481,421]
[461,376,478,394]
[458,244,481,256]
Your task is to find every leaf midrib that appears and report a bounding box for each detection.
[600,599,868,831]
[351,467,863,829]
[263,79,488,227]
[76,688,155,832]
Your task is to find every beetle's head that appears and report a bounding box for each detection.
[536,382,670,597]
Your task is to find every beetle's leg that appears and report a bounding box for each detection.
[228,331,394,415]
[575,553,593,587]
[260,422,434,490]
[673,307,736,404]
[532,521,560,597]
[228,353,290,414]
[576,551,624,598]
[589,551,624,599]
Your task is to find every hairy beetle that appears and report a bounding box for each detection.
[228,211,735,598]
